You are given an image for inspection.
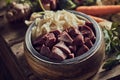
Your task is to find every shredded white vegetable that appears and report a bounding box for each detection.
[32,10,85,38]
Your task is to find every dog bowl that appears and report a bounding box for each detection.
[24,10,105,80]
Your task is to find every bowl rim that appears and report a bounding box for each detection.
[25,10,102,65]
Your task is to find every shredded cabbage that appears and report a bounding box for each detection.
[32,10,85,38]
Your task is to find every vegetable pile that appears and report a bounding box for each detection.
[102,22,120,70]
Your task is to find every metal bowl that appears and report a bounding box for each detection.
[24,10,105,80]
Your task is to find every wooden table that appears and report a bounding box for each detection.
[0,11,120,80]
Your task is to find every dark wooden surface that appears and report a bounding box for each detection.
[0,10,120,80]
[0,23,40,80]
[0,35,26,80]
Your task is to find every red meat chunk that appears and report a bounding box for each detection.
[40,44,52,58]
[33,35,46,46]
[76,45,89,56]
[79,25,96,42]
[68,53,74,58]
[58,31,73,44]
[68,45,76,53]
[55,41,71,55]
[50,30,61,38]
[85,22,94,31]
[67,27,80,38]
[73,34,85,46]
[85,38,93,49]
[44,33,56,48]
[51,47,67,61]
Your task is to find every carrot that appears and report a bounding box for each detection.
[76,5,120,16]
[89,15,106,22]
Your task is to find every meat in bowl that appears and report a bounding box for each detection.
[24,10,105,80]
[32,10,96,62]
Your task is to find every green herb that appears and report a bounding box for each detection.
[59,0,77,9]
[103,22,120,70]
[5,0,13,5]
[22,0,41,12]
[103,58,120,70]
[83,0,96,6]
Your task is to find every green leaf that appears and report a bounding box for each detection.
[83,0,96,6]
[103,58,119,70]
[5,0,12,5]
[59,0,77,9]
[102,22,120,70]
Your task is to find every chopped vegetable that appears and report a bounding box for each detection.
[76,5,120,16]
